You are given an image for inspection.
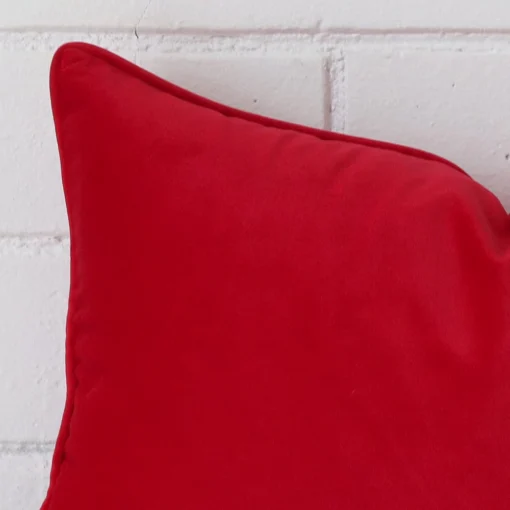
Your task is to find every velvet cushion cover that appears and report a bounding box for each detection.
[42,42,510,510]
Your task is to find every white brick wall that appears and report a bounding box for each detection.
[1,2,510,508]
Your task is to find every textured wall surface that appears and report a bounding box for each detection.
[1,1,510,508]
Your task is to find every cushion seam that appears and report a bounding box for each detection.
[54,42,469,178]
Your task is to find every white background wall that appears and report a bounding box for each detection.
[1,1,510,508]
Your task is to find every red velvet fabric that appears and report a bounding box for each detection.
[43,42,510,510]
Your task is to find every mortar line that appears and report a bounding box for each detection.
[323,56,333,131]
[0,233,69,240]
[2,31,510,55]
[0,235,70,256]
[4,26,510,36]
[330,54,347,133]
[0,441,55,456]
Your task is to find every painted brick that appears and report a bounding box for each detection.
[138,54,327,128]
[0,453,52,510]
[0,0,147,29]
[4,0,510,31]
[0,241,69,441]
[345,50,510,210]
[139,0,510,31]
[0,50,67,234]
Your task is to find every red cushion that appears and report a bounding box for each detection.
[42,42,510,510]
